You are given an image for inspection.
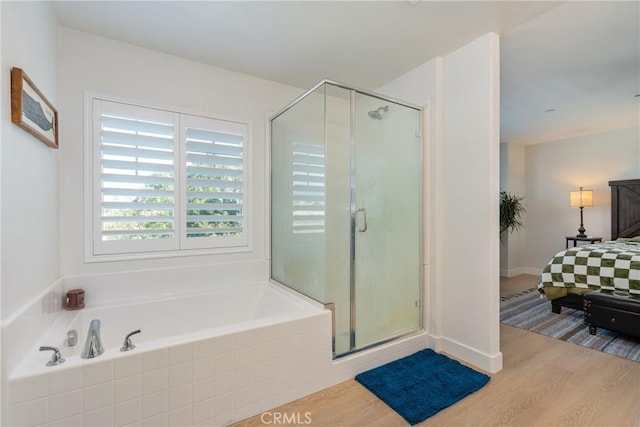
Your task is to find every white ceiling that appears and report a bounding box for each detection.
[51,1,639,145]
[500,1,639,144]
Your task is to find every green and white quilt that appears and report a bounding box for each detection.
[538,242,640,296]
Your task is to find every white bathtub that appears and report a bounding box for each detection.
[13,281,324,375]
[5,277,429,427]
[7,281,333,426]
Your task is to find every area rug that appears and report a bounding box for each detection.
[355,349,490,425]
[501,289,640,362]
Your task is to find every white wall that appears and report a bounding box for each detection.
[1,1,60,323]
[523,126,640,271]
[1,2,60,424]
[377,60,441,107]
[440,33,501,372]
[500,143,526,276]
[58,28,303,278]
[378,33,502,373]
[0,3,3,416]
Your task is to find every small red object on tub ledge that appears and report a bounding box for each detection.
[65,289,85,310]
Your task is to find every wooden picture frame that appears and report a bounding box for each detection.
[10,67,59,148]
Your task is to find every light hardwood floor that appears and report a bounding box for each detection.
[499,273,538,298]
[234,275,640,427]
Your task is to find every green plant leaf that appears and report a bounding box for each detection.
[500,191,525,240]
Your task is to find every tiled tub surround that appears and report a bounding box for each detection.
[7,323,431,427]
[8,307,332,426]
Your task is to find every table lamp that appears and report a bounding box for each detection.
[570,187,593,238]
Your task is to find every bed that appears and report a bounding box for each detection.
[538,179,640,313]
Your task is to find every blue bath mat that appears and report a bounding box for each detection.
[355,349,490,425]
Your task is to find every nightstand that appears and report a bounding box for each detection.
[565,236,603,249]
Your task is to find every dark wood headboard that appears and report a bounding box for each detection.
[609,179,640,239]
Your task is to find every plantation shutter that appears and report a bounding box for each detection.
[292,142,325,234]
[93,100,179,255]
[181,115,248,249]
[90,97,250,258]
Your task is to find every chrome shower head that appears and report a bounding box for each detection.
[368,105,389,120]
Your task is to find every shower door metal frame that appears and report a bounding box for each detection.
[269,80,425,358]
[348,89,357,351]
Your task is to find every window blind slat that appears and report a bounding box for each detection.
[102,130,174,150]
[186,202,243,210]
[102,145,174,162]
[293,206,325,213]
[186,128,243,145]
[293,153,325,166]
[102,215,173,222]
[293,193,324,206]
[102,173,174,186]
[102,188,173,198]
[186,178,243,189]
[293,223,325,228]
[102,159,173,174]
[186,152,243,168]
[102,116,174,136]
[292,175,325,184]
[186,191,242,200]
[293,185,325,193]
[186,227,242,235]
[186,214,243,222]
[101,229,173,237]
[186,140,243,156]
[102,202,174,210]
[186,166,242,179]
[291,164,325,174]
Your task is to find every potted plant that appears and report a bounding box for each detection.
[500,191,525,239]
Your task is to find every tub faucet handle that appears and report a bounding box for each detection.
[120,329,141,352]
[39,346,65,367]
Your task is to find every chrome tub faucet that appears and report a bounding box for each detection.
[81,319,104,359]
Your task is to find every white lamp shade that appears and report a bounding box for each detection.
[570,188,593,208]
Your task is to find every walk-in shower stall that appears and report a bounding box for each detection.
[270,81,422,357]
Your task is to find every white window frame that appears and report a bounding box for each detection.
[84,93,252,262]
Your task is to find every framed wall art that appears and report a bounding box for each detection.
[11,67,59,148]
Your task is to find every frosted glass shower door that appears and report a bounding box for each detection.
[271,81,421,357]
[352,93,421,349]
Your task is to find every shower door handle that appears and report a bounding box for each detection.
[356,208,368,232]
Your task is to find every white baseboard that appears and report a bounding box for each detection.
[430,335,502,374]
[522,267,542,276]
[500,267,542,277]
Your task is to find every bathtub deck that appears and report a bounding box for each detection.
[233,324,640,427]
